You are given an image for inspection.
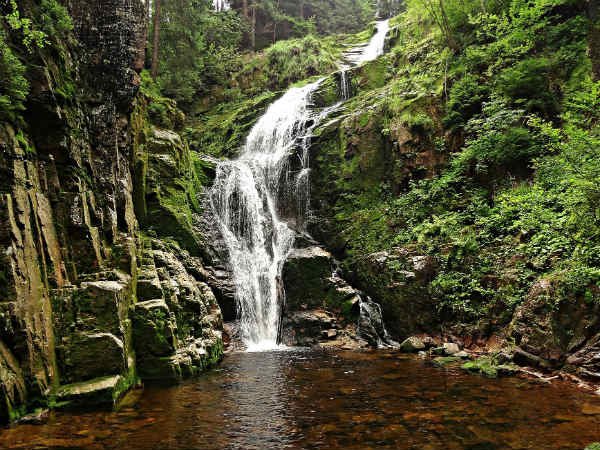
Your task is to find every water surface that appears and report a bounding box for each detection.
[2,350,600,450]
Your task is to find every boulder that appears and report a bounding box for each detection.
[509,278,600,369]
[132,299,177,361]
[566,333,600,379]
[443,343,461,355]
[60,332,127,383]
[54,375,127,407]
[281,310,338,346]
[282,246,334,311]
[399,336,426,353]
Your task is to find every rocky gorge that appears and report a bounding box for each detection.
[0,0,599,448]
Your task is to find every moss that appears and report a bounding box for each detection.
[432,356,461,367]
[187,91,278,158]
[112,365,139,404]
[461,357,519,378]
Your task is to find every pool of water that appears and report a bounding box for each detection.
[1,349,600,450]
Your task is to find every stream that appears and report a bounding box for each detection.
[1,349,599,450]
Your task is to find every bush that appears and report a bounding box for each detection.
[0,30,29,121]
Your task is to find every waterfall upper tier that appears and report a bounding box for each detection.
[344,19,390,66]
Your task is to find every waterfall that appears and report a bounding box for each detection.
[340,69,351,101]
[346,19,390,65]
[210,19,392,352]
[213,0,230,11]
[210,80,331,351]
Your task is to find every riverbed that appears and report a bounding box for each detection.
[1,349,599,449]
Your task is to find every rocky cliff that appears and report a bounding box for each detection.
[304,7,600,380]
[0,0,222,422]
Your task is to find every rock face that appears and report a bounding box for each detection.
[0,0,222,422]
[509,279,600,373]
[281,245,392,348]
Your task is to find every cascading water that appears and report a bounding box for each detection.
[345,19,390,65]
[210,19,392,352]
[340,69,351,100]
[210,80,333,351]
[213,0,230,11]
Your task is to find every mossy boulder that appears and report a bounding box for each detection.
[60,332,127,383]
[462,357,519,378]
[282,246,334,311]
[399,336,426,352]
[53,375,129,408]
[132,299,177,359]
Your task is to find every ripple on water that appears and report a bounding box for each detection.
[0,350,599,450]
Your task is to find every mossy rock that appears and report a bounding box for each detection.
[53,375,132,409]
[433,356,462,367]
[462,357,519,378]
[132,299,177,360]
[282,246,334,311]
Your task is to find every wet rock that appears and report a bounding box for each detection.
[566,333,600,379]
[205,266,237,321]
[509,278,600,370]
[454,351,470,359]
[61,332,127,382]
[399,336,426,353]
[346,249,439,338]
[358,298,395,347]
[513,347,553,369]
[16,409,49,425]
[443,343,461,355]
[282,246,334,311]
[322,329,338,339]
[432,343,461,356]
[54,375,127,408]
[281,310,338,346]
[132,299,177,360]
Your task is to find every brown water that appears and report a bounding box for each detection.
[1,349,600,450]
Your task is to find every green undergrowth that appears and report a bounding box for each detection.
[187,26,380,157]
[309,0,600,330]
[1,0,73,123]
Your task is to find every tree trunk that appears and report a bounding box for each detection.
[151,0,161,79]
[588,0,600,80]
[273,0,280,43]
[242,0,249,18]
[251,1,256,50]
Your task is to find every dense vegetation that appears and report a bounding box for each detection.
[147,0,387,109]
[312,0,599,327]
[143,0,599,331]
[0,0,72,123]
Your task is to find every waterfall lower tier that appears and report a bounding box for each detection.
[210,80,327,350]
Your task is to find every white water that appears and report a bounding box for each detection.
[210,80,331,351]
[346,19,390,65]
[210,20,391,351]
[213,0,230,11]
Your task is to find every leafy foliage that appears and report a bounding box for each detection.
[309,0,600,326]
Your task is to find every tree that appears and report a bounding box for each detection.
[151,0,161,78]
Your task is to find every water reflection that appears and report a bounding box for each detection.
[0,350,599,450]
